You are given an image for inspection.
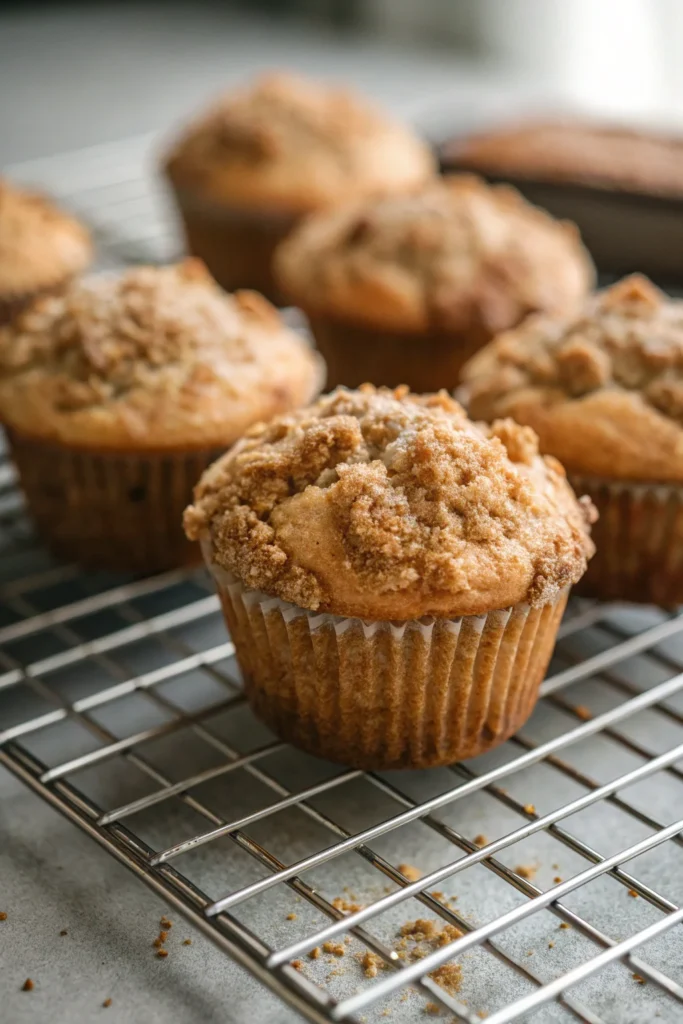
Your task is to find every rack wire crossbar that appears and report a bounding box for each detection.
[2,136,683,1024]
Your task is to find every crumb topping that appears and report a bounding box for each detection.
[165,73,434,209]
[0,179,91,294]
[0,260,324,448]
[186,385,594,618]
[275,175,593,334]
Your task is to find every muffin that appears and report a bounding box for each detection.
[184,385,594,769]
[0,259,325,572]
[0,178,92,324]
[163,72,435,302]
[275,175,594,393]
[461,274,683,605]
[440,119,683,278]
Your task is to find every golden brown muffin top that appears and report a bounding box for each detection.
[185,385,594,619]
[0,259,325,451]
[0,179,92,297]
[444,119,683,198]
[462,275,683,482]
[164,72,435,213]
[275,175,594,335]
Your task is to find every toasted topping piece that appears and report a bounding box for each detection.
[165,72,435,212]
[186,385,594,619]
[462,276,683,481]
[276,176,593,335]
[0,260,324,449]
[0,179,91,297]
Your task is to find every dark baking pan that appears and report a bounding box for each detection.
[438,148,683,283]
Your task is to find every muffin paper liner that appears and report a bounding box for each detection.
[8,430,224,573]
[306,315,491,393]
[203,545,568,769]
[168,185,298,304]
[571,475,683,605]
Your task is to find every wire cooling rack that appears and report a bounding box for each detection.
[2,136,683,1024]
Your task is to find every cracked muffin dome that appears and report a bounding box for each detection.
[185,385,595,620]
[0,259,325,450]
[462,275,683,482]
[0,178,92,303]
[164,72,435,213]
[275,175,594,335]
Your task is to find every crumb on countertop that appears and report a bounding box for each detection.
[515,864,537,880]
[183,939,192,946]
[291,960,304,971]
[22,979,34,992]
[308,947,321,960]
[554,876,562,883]
[398,864,422,882]
[633,973,646,985]
[523,804,536,815]
[559,922,571,930]
[322,941,345,957]
[157,949,169,959]
[59,929,68,936]
[430,962,462,995]
[286,913,297,920]
[548,941,555,948]
[574,705,591,720]
[160,917,172,929]
[628,889,639,898]
[102,998,112,1008]
[332,896,364,914]
[0,912,7,921]
[473,835,487,847]
[357,951,385,978]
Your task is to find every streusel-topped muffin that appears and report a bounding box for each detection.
[0,259,325,570]
[275,175,594,391]
[0,179,92,324]
[462,274,683,602]
[186,385,594,768]
[163,72,435,300]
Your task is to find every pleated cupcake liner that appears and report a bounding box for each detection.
[306,314,491,393]
[8,430,224,573]
[203,545,568,770]
[168,184,298,304]
[571,475,683,605]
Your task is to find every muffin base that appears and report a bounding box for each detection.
[8,431,224,573]
[169,186,298,304]
[206,559,568,770]
[571,476,683,605]
[307,314,492,392]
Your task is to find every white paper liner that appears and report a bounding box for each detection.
[570,475,683,605]
[203,543,568,770]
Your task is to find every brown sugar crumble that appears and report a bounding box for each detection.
[322,941,346,957]
[102,998,112,1008]
[308,947,321,960]
[291,960,304,972]
[157,949,169,959]
[332,896,364,914]
[357,951,385,978]
[160,917,172,929]
[398,864,422,882]
[22,979,34,992]
[424,1003,441,1016]
[430,962,463,996]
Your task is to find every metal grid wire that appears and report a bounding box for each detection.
[2,136,683,1024]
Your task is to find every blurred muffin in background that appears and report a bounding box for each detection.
[461,275,683,605]
[0,259,325,573]
[163,72,435,303]
[0,179,92,325]
[275,174,594,392]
